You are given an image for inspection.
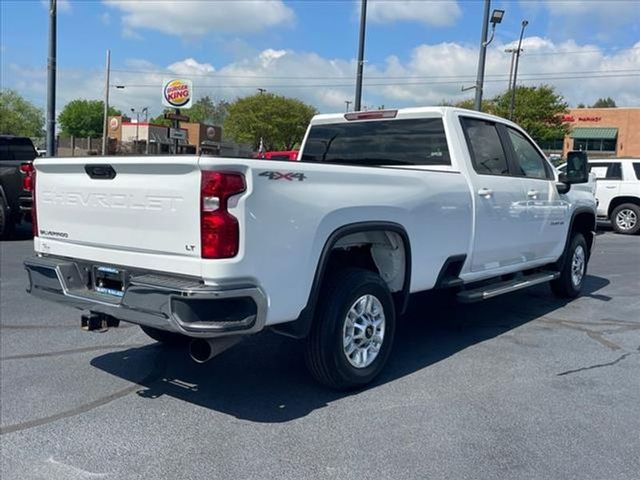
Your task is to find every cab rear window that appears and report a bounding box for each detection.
[0,137,37,161]
[300,118,450,167]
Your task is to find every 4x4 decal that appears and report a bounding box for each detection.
[259,171,307,181]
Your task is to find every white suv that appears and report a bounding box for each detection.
[583,159,640,234]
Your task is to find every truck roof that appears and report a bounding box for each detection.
[309,106,516,127]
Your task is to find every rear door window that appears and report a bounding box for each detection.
[633,163,640,180]
[589,162,622,180]
[300,118,450,167]
[460,118,510,176]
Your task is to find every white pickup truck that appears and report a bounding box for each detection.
[25,107,596,389]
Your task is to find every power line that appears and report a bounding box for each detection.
[510,45,640,56]
[110,72,640,89]
[109,68,640,81]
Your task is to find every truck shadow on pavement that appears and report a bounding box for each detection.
[91,275,610,423]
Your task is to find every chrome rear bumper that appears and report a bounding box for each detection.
[24,255,267,339]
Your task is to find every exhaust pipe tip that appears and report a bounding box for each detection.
[189,339,214,363]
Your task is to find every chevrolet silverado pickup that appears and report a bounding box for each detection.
[24,107,596,389]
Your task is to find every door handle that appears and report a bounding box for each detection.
[527,189,539,199]
[605,186,616,189]
[477,188,493,198]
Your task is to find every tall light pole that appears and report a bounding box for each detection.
[345,100,352,112]
[354,0,368,111]
[46,0,57,156]
[509,20,529,120]
[505,47,518,93]
[474,3,504,111]
[101,49,111,156]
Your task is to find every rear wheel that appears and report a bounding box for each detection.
[139,325,189,345]
[551,233,588,298]
[611,203,640,235]
[305,268,396,390]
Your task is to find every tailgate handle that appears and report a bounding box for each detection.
[85,164,116,180]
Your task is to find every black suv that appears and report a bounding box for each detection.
[0,135,37,238]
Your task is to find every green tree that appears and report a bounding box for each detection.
[58,99,120,138]
[0,89,44,137]
[224,93,317,150]
[576,103,586,108]
[151,96,230,126]
[492,85,569,142]
[590,97,616,108]
[454,98,497,114]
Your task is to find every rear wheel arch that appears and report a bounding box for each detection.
[272,221,412,339]
[607,196,640,218]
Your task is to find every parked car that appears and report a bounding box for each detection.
[24,107,595,389]
[559,158,640,234]
[0,135,37,237]
[254,150,299,160]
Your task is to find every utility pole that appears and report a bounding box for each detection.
[345,100,352,112]
[474,0,491,111]
[101,49,111,156]
[46,0,57,157]
[509,20,529,120]
[354,0,368,111]
[505,47,518,93]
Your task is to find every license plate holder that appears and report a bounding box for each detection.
[93,266,127,298]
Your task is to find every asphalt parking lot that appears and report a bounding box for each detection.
[1,226,639,480]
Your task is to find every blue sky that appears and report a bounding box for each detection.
[1,0,639,116]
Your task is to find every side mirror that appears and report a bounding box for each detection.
[565,150,589,184]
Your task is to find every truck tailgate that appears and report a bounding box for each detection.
[35,156,201,260]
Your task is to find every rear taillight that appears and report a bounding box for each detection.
[200,171,246,259]
[20,162,34,192]
[31,169,38,237]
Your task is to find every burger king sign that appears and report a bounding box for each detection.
[162,79,193,109]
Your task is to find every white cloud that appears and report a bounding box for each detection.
[543,0,638,19]
[104,0,295,38]
[5,40,640,123]
[259,49,287,68]
[368,0,461,26]
[100,12,111,26]
[168,58,215,76]
[538,0,640,41]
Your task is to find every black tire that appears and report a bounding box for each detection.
[551,233,588,298]
[610,203,640,235]
[139,325,189,345]
[0,195,14,239]
[305,268,396,390]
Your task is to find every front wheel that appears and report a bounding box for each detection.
[551,233,588,298]
[305,268,396,390]
[611,203,640,235]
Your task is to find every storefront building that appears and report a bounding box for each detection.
[560,108,640,158]
[106,116,221,155]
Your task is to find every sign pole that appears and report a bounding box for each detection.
[174,108,180,154]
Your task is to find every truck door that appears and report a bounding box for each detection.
[589,162,621,217]
[460,117,529,273]
[502,126,569,262]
